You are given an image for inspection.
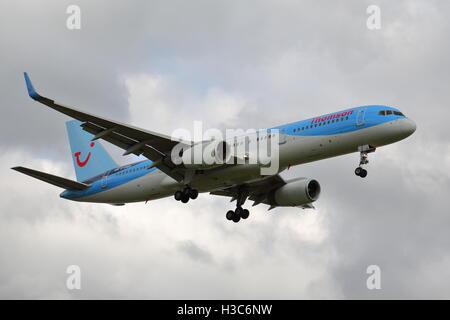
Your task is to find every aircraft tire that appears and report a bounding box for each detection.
[360,169,368,178]
[174,190,183,201]
[181,194,189,203]
[188,189,198,199]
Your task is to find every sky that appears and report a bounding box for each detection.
[0,0,449,299]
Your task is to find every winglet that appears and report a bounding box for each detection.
[23,72,42,100]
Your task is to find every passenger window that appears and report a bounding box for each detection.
[346,116,348,120]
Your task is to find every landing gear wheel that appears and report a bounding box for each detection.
[226,210,234,221]
[355,167,362,176]
[181,194,189,203]
[241,209,249,219]
[359,169,367,178]
[174,190,183,201]
[188,188,198,199]
[232,215,241,223]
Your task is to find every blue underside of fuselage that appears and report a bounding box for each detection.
[61,105,407,201]
[60,161,157,200]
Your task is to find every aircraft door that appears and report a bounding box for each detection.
[101,172,109,189]
[278,129,287,145]
[356,109,366,127]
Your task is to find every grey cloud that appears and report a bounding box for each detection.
[0,0,449,299]
[177,240,214,264]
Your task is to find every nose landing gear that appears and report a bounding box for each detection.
[355,166,367,178]
[174,186,198,203]
[355,145,376,178]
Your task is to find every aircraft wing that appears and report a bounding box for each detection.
[23,72,189,182]
[210,174,287,209]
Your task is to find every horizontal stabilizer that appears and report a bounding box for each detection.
[11,166,90,190]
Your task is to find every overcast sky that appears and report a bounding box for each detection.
[1,0,449,299]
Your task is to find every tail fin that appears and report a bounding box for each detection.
[66,120,118,182]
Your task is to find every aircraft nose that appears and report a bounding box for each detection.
[402,118,416,136]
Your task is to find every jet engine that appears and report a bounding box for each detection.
[176,140,232,170]
[271,178,321,207]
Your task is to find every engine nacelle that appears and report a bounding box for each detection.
[271,178,321,207]
[179,140,231,169]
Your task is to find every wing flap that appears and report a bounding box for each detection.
[81,122,184,181]
[210,174,286,208]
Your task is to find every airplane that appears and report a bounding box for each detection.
[12,73,416,223]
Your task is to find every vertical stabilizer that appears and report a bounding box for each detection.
[66,120,118,182]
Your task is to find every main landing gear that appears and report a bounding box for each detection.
[226,207,250,223]
[355,145,376,178]
[174,186,198,203]
[225,189,250,223]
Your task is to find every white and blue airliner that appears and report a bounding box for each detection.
[13,73,416,222]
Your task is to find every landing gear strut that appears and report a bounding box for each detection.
[225,189,250,223]
[174,186,198,203]
[355,145,376,178]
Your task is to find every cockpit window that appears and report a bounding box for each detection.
[379,110,405,117]
[378,110,405,117]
